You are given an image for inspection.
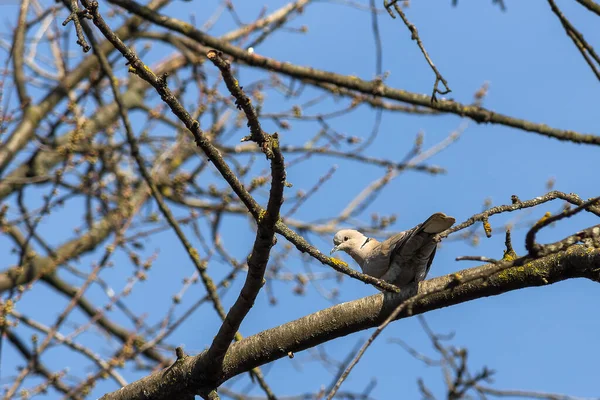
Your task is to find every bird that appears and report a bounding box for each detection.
[330,212,455,287]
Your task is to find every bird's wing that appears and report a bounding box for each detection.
[379,213,455,286]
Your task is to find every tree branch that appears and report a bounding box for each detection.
[78,0,402,293]
[203,50,286,388]
[0,0,171,175]
[525,196,600,257]
[108,0,600,145]
[100,246,600,399]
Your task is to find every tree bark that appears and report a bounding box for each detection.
[100,245,600,400]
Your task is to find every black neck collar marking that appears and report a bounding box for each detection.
[360,237,371,249]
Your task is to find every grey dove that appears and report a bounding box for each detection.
[330,213,455,287]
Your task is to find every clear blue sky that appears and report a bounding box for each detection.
[2,0,599,399]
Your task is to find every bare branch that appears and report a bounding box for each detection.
[384,1,451,101]
[548,0,600,81]
[99,246,600,399]
[204,51,286,390]
[525,196,600,257]
[108,0,600,145]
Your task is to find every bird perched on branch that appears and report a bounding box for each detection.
[330,212,455,287]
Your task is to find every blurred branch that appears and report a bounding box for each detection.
[225,144,446,175]
[0,0,171,175]
[10,309,127,387]
[476,386,598,400]
[12,0,31,106]
[5,330,76,399]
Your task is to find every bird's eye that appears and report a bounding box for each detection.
[343,236,349,241]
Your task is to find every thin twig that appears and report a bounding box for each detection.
[62,0,92,52]
[440,191,600,240]
[525,196,600,257]
[455,255,499,263]
[384,1,451,101]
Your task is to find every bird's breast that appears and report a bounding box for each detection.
[362,253,390,278]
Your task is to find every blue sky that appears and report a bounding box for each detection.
[1,0,599,399]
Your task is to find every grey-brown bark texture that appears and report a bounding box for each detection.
[100,246,600,399]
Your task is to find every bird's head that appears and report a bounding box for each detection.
[330,229,370,256]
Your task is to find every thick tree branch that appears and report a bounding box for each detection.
[100,246,600,399]
[203,50,286,387]
[205,134,285,378]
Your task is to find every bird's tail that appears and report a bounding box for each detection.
[420,212,455,234]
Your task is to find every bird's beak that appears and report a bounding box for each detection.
[330,245,339,255]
